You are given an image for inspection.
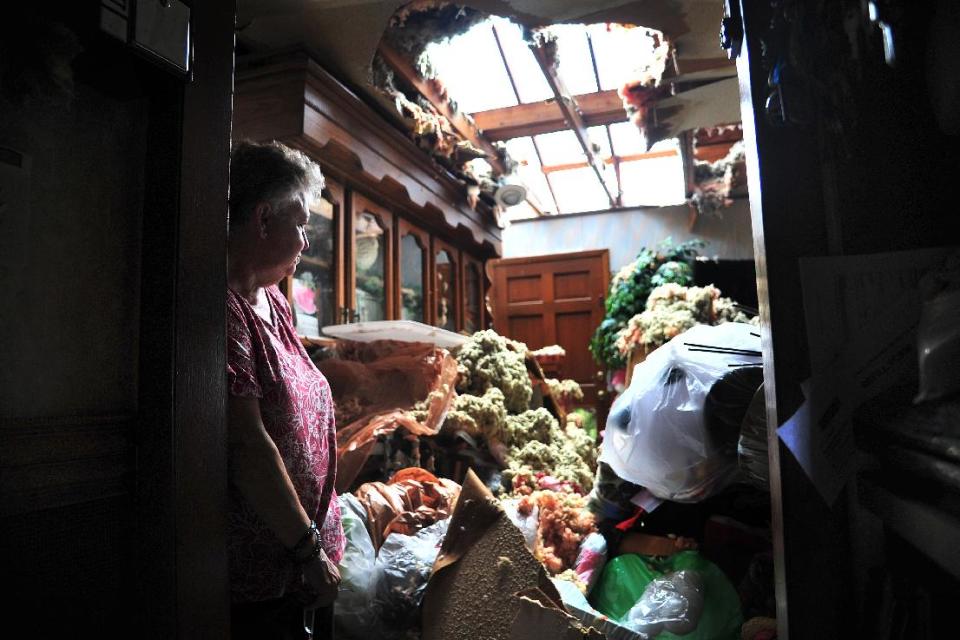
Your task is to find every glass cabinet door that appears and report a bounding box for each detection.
[434,242,458,331]
[290,186,341,337]
[351,195,392,322]
[464,258,482,333]
[398,220,428,322]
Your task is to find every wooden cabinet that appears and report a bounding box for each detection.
[236,51,502,337]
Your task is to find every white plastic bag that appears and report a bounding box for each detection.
[334,494,378,635]
[600,323,760,502]
[915,288,960,403]
[574,532,608,595]
[502,498,539,552]
[622,570,705,637]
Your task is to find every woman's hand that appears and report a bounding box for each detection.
[301,548,341,609]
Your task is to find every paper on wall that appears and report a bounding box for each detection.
[784,248,953,504]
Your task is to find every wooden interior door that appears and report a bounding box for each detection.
[349,193,394,322]
[489,250,610,405]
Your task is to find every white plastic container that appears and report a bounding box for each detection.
[321,320,469,349]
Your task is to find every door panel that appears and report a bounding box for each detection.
[490,250,610,407]
[506,274,544,303]
[555,311,597,398]
[554,270,592,301]
[508,314,547,350]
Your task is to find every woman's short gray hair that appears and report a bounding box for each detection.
[229,140,325,229]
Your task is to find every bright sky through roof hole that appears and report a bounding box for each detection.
[425,17,685,217]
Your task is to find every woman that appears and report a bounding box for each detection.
[226,140,344,639]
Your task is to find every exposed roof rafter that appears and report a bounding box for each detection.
[471,89,624,141]
[529,41,617,208]
[490,23,561,215]
[377,40,508,174]
[541,148,677,174]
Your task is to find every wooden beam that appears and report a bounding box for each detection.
[530,42,617,207]
[377,41,507,175]
[472,89,625,141]
[541,149,678,174]
[490,24,561,216]
[669,56,737,77]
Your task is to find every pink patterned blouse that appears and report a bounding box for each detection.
[226,285,345,603]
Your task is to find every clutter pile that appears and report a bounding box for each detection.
[322,314,775,639]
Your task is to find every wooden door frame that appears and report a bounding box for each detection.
[395,216,431,322]
[137,1,235,636]
[736,1,855,637]
[350,192,395,321]
[324,179,347,328]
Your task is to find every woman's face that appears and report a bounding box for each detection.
[261,191,311,283]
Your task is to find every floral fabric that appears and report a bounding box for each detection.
[226,285,344,603]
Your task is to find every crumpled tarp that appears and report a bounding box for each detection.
[318,340,458,493]
[354,467,461,551]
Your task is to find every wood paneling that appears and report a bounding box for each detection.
[507,314,547,351]
[506,275,543,304]
[0,3,234,636]
[0,416,133,517]
[554,270,591,301]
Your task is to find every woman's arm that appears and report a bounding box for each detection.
[228,395,341,606]
[228,395,312,547]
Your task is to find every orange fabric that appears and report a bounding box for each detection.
[354,469,461,550]
[318,341,458,493]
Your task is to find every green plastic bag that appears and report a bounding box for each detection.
[589,551,742,640]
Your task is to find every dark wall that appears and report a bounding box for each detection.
[1,4,235,636]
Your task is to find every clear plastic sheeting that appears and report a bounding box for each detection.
[336,517,450,640]
[502,498,539,552]
[334,494,378,636]
[373,519,450,638]
[600,323,761,502]
[622,570,705,637]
